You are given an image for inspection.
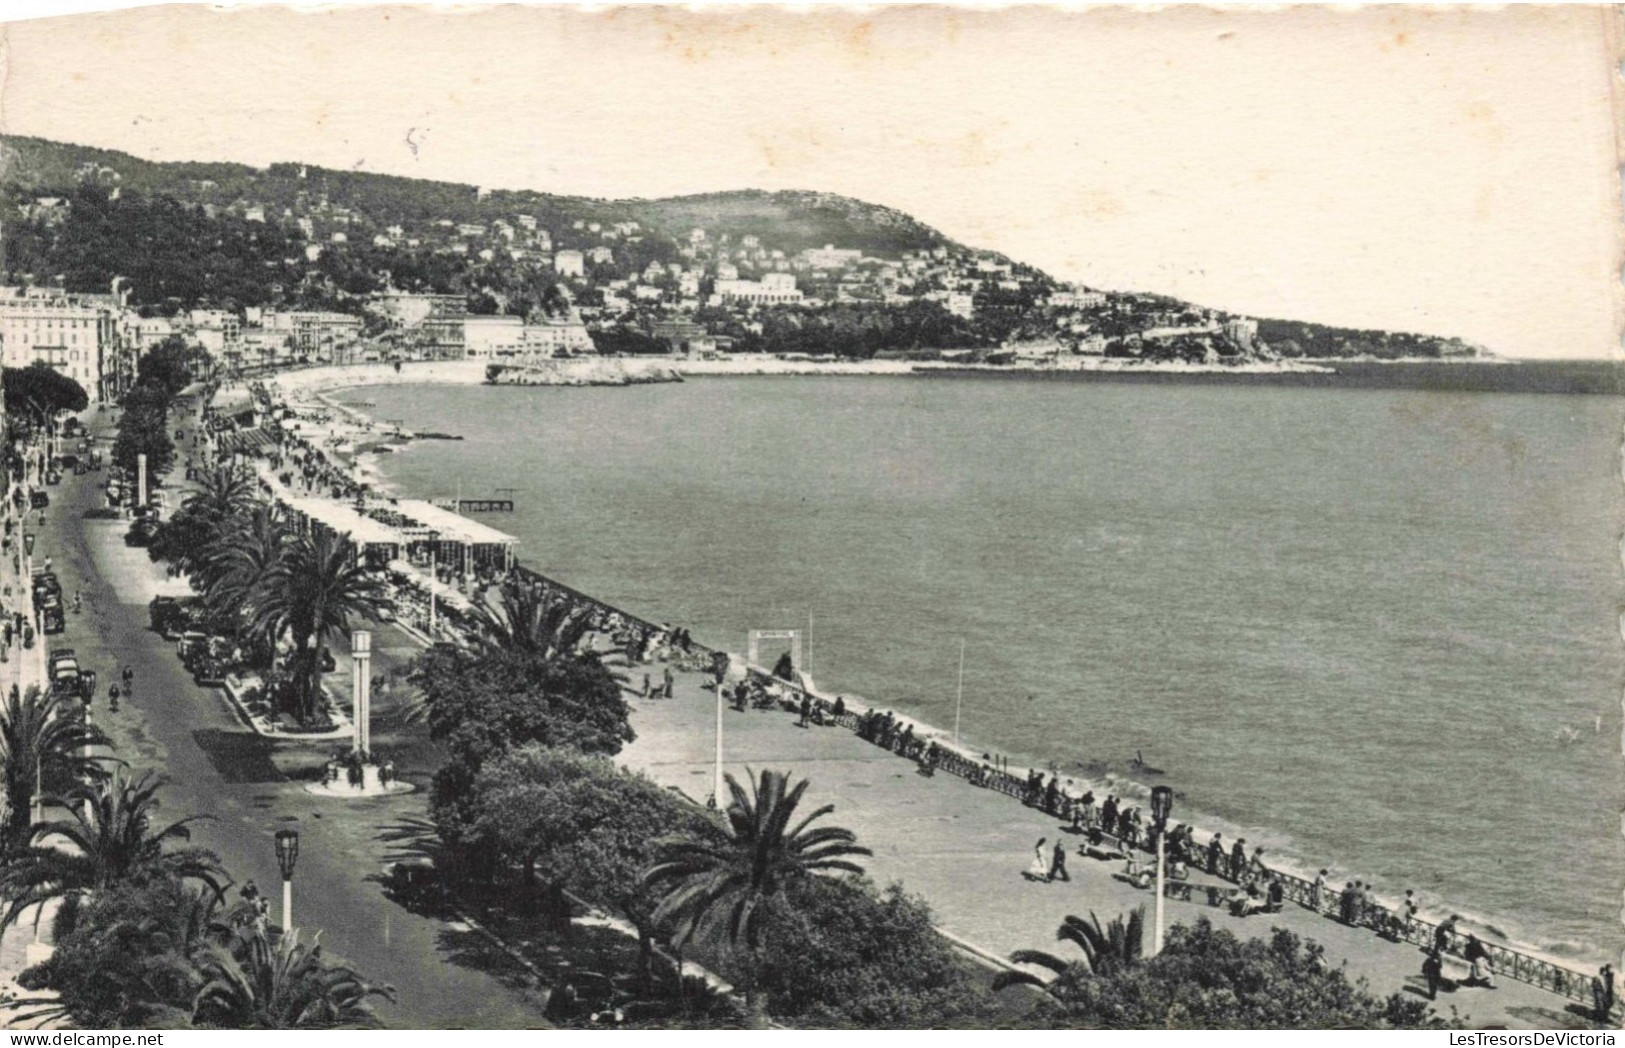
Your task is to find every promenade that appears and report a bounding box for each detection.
[618,673,1599,1030]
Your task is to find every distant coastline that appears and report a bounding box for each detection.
[265,354,1621,403]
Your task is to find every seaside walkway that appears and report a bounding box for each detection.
[617,675,1599,1030]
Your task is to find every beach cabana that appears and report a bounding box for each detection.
[394,499,518,575]
[281,496,405,562]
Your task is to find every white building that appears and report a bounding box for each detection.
[554,250,585,278]
[716,273,803,306]
[0,287,118,400]
[1051,289,1108,309]
[802,244,864,269]
[1224,317,1259,344]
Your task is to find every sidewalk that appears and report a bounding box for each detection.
[618,671,1600,1030]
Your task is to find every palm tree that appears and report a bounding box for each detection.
[184,464,259,524]
[642,768,872,1023]
[992,908,1148,996]
[468,581,595,663]
[0,770,226,931]
[247,530,388,724]
[200,504,290,643]
[192,927,393,1029]
[0,685,107,851]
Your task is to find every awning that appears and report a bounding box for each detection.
[395,499,517,548]
[280,496,405,549]
[218,428,276,455]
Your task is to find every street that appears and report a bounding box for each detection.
[24,409,550,1028]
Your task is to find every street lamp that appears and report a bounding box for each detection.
[274,828,300,933]
[1150,785,1173,955]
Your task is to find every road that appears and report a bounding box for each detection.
[33,409,548,1029]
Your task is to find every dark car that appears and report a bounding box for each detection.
[149,596,180,635]
[29,490,48,509]
[38,596,65,635]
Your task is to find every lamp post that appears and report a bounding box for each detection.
[274,828,300,933]
[1150,785,1173,956]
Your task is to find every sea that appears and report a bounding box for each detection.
[346,366,1623,968]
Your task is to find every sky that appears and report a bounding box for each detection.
[0,4,1618,359]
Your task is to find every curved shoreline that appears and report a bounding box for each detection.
[248,365,1610,981]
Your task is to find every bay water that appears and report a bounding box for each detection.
[352,374,1623,966]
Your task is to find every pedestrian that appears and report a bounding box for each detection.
[1027,837,1050,881]
[1422,950,1444,1001]
[832,695,845,719]
[1594,964,1616,1025]
[1048,839,1070,882]
[1207,832,1224,876]
[1311,869,1329,914]
[1401,890,1419,939]
[662,666,673,698]
[1463,934,1495,988]
[1230,838,1248,883]
[641,673,650,698]
[797,693,811,728]
[108,683,120,708]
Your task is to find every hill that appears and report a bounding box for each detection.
[0,134,1487,361]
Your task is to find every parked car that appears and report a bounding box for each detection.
[37,594,65,635]
[29,490,48,509]
[150,596,180,635]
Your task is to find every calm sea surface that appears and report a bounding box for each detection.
[353,375,1623,964]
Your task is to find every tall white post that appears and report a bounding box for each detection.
[714,670,724,808]
[351,630,372,757]
[1153,832,1166,956]
[137,453,148,510]
[954,639,966,746]
[282,877,293,934]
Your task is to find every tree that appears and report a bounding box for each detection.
[470,745,717,986]
[0,770,226,932]
[150,465,261,579]
[418,643,634,878]
[112,383,177,477]
[1010,916,1459,1030]
[136,336,206,398]
[0,685,107,851]
[466,580,597,665]
[192,927,393,1030]
[994,909,1147,998]
[246,530,387,723]
[199,504,290,643]
[753,876,997,1028]
[3,363,89,430]
[643,769,872,1022]
[16,877,229,1029]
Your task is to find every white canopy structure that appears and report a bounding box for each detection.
[394,499,518,550]
[282,496,404,550]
